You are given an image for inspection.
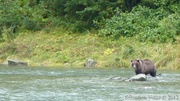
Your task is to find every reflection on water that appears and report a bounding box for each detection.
[0,66,180,101]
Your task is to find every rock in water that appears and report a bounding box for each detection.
[109,76,124,81]
[126,74,147,81]
[84,58,97,68]
[8,59,28,66]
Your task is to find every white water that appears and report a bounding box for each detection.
[0,66,180,101]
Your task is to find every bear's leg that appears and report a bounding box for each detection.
[135,70,140,75]
[150,71,156,77]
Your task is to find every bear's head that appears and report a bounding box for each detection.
[131,60,143,70]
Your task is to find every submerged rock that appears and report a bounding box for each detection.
[110,74,147,82]
[146,75,159,81]
[109,76,124,81]
[109,74,159,82]
[84,58,97,68]
[8,59,28,66]
[125,74,147,81]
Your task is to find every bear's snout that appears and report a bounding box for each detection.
[132,64,136,69]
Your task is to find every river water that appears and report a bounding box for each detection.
[0,66,180,101]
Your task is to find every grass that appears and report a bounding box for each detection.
[0,27,180,69]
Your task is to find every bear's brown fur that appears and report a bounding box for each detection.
[131,59,156,77]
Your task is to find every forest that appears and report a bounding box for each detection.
[0,0,180,68]
[0,0,179,42]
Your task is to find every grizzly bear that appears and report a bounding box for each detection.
[131,59,156,77]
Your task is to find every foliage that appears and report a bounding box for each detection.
[0,0,48,41]
[1,28,180,69]
[99,5,180,42]
[42,0,124,32]
[0,0,180,43]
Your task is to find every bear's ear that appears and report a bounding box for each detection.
[130,60,133,62]
[137,59,143,65]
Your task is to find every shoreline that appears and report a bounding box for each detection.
[0,29,179,69]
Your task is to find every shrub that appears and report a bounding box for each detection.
[0,0,48,33]
[42,0,124,32]
[99,5,179,43]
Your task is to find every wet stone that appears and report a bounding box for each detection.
[8,59,28,66]
[84,58,97,68]
[126,74,147,81]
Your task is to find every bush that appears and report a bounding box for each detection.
[99,5,179,43]
[42,0,124,32]
[0,0,48,33]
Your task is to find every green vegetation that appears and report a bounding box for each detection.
[0,28,180,69]
[100,6,179,42]
[0,0,180,69]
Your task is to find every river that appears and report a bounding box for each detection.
[0,66,180,101]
